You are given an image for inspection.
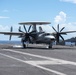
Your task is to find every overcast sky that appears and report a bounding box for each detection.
[0,0,76,40]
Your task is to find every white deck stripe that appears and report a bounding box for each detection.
[0,53,66,75]
[3,49,76,66]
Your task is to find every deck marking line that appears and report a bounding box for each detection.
[0,53,66,75]
[2,49,76,66]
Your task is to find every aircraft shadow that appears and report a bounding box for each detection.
[5,46,76,51]
[0,44,76,51]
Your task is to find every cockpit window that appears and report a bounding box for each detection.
[43,33,50,36]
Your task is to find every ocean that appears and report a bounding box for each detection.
[0,41,21,45]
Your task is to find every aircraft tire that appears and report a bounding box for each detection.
[48,43,52,49]
[23,44,26,48]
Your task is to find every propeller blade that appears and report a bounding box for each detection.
[56,33,60,43]
[11,26,13,32]
[23,25,27,33]
[18,26,24,32]
[9,26,13,40]
[28,25,31,32]
[59,34,64,41]
[25,33,31,42]
[57,24,59,32]
[19,26,21,32]
[60,27,65,32]
[9,35,12,40]
[52,26,57,32]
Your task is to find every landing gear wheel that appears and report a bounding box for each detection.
[23,44,26,48]
[21,39,27,49]
[48,43,52,49]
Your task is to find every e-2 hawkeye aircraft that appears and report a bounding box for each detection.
[0,21,76,49]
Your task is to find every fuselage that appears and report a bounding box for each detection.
[27,25,55,44]
[36,33,55,44]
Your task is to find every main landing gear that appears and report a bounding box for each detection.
[22,43,26,48]
[21,39,27,48]
[48,43,52,49]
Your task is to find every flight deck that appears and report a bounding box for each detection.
[0,44,76,75]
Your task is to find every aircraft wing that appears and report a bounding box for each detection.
[50,31,76,35]
[0,32,23,35]
[60,31,76,34]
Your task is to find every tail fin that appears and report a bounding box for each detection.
[39,26,43,32]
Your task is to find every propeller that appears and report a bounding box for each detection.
[18,25,33,43]
[9,26,13,40]
[52,24,65,43]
